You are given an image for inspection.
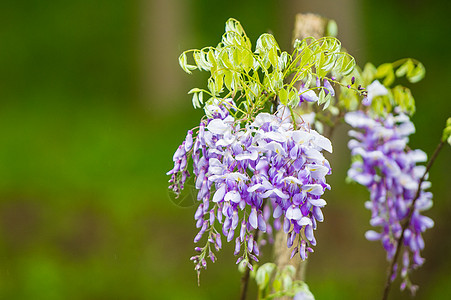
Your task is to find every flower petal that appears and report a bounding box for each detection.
[207,119,230,135]
[224,190,241,203]
[301,184,324,196]
[286,206,302,220]
[308,198,327,207]
[213,185,226,203]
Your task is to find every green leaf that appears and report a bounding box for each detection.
[191,92,200,108]
[271,71,284,91]
[283,265,296,277]
[288,87,299,107]
[282,273,293,291]
[340,54,355,75]
[268,48,279,69]
[214,73,224,93]
[375,63,395,86]
[326,20,338,37]
[179,52,197,74]
[322,97,331,110]
[218,49,233,69]
[443,117,451,144]
[392,85,415,115]
[272,278,282,292]
[207,78,217,95]
[375,63,393,78]
[255,263,276,290]
[395,59,414,77]
[278,51,289,71]
[198,91,203,105]
[299,44,314,66]
[407,62,425,83]
[279,87,288,105]
[318,89,326,105]
[187,88,202,94]
[383,70,395,86]
[362,62,376,84]
[316,53,327,78]
[241,49,254,72]
[224,70,233,91]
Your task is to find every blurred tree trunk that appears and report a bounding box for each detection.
[280,0,364,61]
[272,13,331,299]
[139,0,190,110]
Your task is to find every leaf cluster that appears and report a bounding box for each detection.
[251,263,314,299]
[179,18,359,119]
[338,59,425,116]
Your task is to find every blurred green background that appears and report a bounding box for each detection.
[0,0,450,299]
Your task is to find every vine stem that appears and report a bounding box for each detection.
[381,139,445,300]
[240,229,260,300]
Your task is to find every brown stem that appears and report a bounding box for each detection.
[381,140,445,300]
[240,229,260,300]
[270,15,330,300]
[240,267,251,300]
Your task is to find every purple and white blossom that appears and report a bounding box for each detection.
[168,99,333,276]
[345,110,433,293]
[362,79,388,106]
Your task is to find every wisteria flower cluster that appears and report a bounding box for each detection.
[168,99,333,278]
[345,110,434,293]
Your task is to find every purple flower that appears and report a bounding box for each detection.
[346,110,433,293]
[168,98,333,276]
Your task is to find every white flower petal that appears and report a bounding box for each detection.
[247,184,263,193]
[213,185,226,202]
[308,198,327,207]
[286,206,302,220]
[306,164,329,180]
[292,130,312,144]
[282,176,303,185]
[311,130,333,153]
[207,119,230,135]
[297,217,312,226]
[224,190,241,203]
[301,184,324,196]
[265,141,287,156]
[263,131,286,143]
[252,113,276,127]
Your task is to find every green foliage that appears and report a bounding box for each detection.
[252,263,315,299]
[338,59,424,116]
[443,117,451,145]
[373,59,425,86]
[179,18,361,120]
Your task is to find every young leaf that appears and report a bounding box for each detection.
[279,87,288,105]
[395,59,414,77]
[318,89,326,105]
[288,86,299,107]
[179,52,197,74]
[191,92,200,108]
[341,54,355,75]
[362,62,377,84]
[255,263,276,290]
[375,63,392,77]
[407,62,425,83]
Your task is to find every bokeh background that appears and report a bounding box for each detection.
[0,0,450,299]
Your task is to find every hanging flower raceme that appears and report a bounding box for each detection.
[167,100,333,279]
[345,110,433,293]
